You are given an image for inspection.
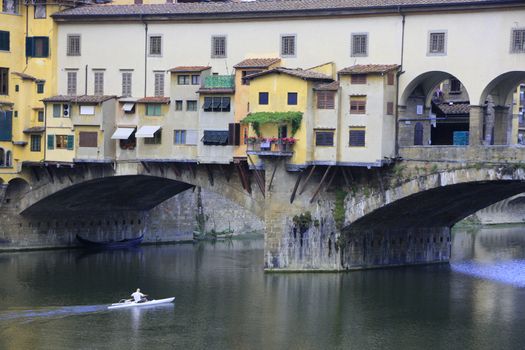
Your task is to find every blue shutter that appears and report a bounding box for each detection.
[47,135,54,150]
[41,37,49,57]
[67,135,74,150]
[26,37,34,57]
[0,111,13,141]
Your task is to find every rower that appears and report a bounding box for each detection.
[131,288,147,303]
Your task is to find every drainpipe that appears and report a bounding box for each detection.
[394,9,406,157]
[84,65,88,95]
[143,17,148,98]
[25,4,29,65]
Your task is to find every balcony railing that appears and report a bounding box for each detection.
[246,137,295,157]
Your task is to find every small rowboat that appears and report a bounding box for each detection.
[76,234,144,249]
[108,297,175,310]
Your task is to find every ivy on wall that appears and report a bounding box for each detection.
[241,112,303,137]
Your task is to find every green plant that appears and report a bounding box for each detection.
[333,190,347,230]
[241,111,303,136]
[292,211,313,232]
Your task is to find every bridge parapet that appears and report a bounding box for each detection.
[399,145,525,164]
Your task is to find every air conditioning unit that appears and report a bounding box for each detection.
[63,104,70,117]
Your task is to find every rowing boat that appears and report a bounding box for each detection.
[76,234,144,249]
[108,297,175,310]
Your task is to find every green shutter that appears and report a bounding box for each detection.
[67,135,74,150]
[41,37,49,57]
[47,134,54,150]
[26,37,34,57]
[0,31,9,51]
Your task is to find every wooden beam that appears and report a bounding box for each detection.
[267,160,280,192]
[289,171,303,204]
[219,164,232,182]
[172,163,181,177]
[375,168,386,201]
[141,161,150,173]
[205,164,214,186]
[31,167,40,182]
[298,165,316,195]
[341,167,350,187]
[310,166,332,203]
[236,162,251,194]
[246,154,265,197]
[325,167,338,191]
[158,163,165,177]
[187,163,196,179]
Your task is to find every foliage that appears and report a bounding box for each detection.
[241,111,303,137]
[333,190,347,230]
[247,136,297,144]
[292,211,312,233]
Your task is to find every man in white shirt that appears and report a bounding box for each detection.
[131,288,147,303]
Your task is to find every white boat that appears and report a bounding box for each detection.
[108,297,175,310]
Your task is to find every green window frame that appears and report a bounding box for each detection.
[145,104,162,116]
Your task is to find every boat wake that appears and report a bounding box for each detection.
[0,304,107,323]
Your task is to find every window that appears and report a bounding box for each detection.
[34,0,45,18]
[146,104,162,116]
[79,132,97,147]
[349,128,366,147]
[0,111,12,141]
[67,71,77,95]
[30,135,41,152]
[317,91,335,109]
[55,135,72,149]
[53,104,61,118]
[351,33,368,57]
[191,75,200,85]
[2,0,18,14]
[94,71,104,95]
[386,102,394,116]
[315,131,334,146]
[175,100,183,111]
[387,72,395,86]
[144,130,162,144]
[79,105,95,115]
[37,110,44,122]
[122,72,132,97]
[450,78,461,93]
[36,81,44,94]
[351,74,367,84]
[0,31,9,51]
[187,100,197,111]
[0,67,8,95]
[259,92,269,105]
[154,72,164,97]
[281,35,296,57]
[211,35,226,58]
[174,130,186,144]
[511,29,525,53]
[177,75,189,85]
[67,34,80,56]
[287,92,298,105]
[428,31,446,55]
[149,35,162,56]
[26,37,49,57]
[350,96,366,114]
[203,96,230,112]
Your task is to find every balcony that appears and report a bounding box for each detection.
[246,137,295,157]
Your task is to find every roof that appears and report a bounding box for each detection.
[245,67,333,82]
[338,64,399,74]
[314,81,339,91]
[52,1,523,21]
[136,97,171,104]
[42,95,117,103]
[234,58,281,69]
[12,72,39,81]
[0,101,14,106]
[23,126,46,134]
[197,75,235,94]
[169,66,211,73]
[435,102,471,115]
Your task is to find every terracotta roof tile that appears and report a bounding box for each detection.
[169,66,211,73]
[246,67,333,81]
[338,64,399,74]
[12,72,39,81]
[42,95,117,103]
[234,58,281,69]
[136,96,171,104]
[23,126,46,134]
[197,88,235,94]
[436,102,470,115]
[314,81,339,91]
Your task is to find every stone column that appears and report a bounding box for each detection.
[493,106,511,145]
[469,105,485,146]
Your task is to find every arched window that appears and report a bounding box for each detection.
[0,148,4,167]
[414,122,424,145]
[5,151,11,167]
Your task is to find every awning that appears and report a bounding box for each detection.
[135,125,161,138]
[122,103,135,112]
[23,126,46,134]
[111,127,135,140]
[202,130,229,145]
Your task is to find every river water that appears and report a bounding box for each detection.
[1,225,525,350]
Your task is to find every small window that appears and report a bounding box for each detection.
[2,0,19,14]
[144,130,162,144]
[37,110,44,122]
[315,131,334,146]
[511,29,525,53]
[67,34,80,56]
[177,75,190,85]
[175,100,183,111]
[211,35,227,58]
[203,97,230,112]
[149,35,162,56]
[0,67,7,95]
[79,105,95,115]
[94,71,104,95]
[349,128,366,147]
[203,97,213,112]
[79,131,98,147]
[350,96,366,114]
[154,72,164,97]
[351,74,367,84]
[317,91,335,109]
[428,31,446,55]
[36,81,44,94]
[287,92,298,105]
[259,92,269,105]
[387,72,395,86]
[67,71,77,96]
[26,36,49,58]
[281,34,296,57]
[351,33,368,57]
[34,0,46,19]
[449,78,461,93]
[55,135,71,149]
[146,104,162,116]
[122,72,132,97]
[187,100,197,111]
[386,102,394,116]
[30,135,41,152]
[191,75,200,85]
[174,130,186,144]
[53,104,61,118]
[0,31,9,51]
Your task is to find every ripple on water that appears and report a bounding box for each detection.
[451,260,525,287]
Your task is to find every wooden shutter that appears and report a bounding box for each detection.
[25,37,34,57]
[0,111,12,141]
[186,130,198,145]
[228,123,240,146]
[79,132,98,147]
[67,135,74,150]
[349,129,365,147]
[351,74,367,84]
[47,134,54,150]
[0,31,9,51]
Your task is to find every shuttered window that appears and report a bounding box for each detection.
[211,36,226,58]
[350,96,366,114]
[0,31,9,51]
[55,135,71,149]
[67,71,77,96]
[387,102,394,116]
[351,74,367,84]
[0,67,8,95]
[186,130,198,145]
[173,130,186,144]
[149,35,162,56]
[428,32,446,54]
[67,34,81,56]
[0,111,12,141]
[79,132,97,147]
[30,135,41,152]
[122,72,132,97]
[315,131,334,146]
[203,97,230,112]
[34,0,46,19]
[228,123,241,146]
[26,37,49,57]
[94,71,104,95]
[387,72,395,85]
[317,91,335,109]
[154,72,164,97]
[281,35,296,57]
[47,134,54,149]
[511,29,525,53]
[145,104,162,116]
[351,33,368,57]
[349,128,366,147]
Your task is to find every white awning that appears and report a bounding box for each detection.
[135,125,161,138]
[122,103,135,112]
[111,127,135,140]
